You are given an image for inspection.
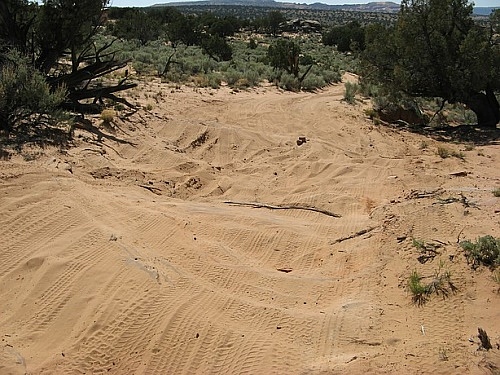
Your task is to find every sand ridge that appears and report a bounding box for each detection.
[0,77,499,374]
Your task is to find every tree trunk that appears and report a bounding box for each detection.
[464,89,500,128]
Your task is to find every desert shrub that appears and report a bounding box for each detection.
[191,75,209,87]
[233,78,251,89]
[278,73,300,91]
[437,146,464,159]
[243,69,260,87]
[321,69,342,84]
[100,109,116,123]
[419,140,429,150]
[248,38,258,49]
[460,236,500,269]
[492,270,500,293]
[437,146,450,158]
[191,73,222,89]
[268,39,301,77]
[408,270,428,306]
[344,81,359,104]
[359,81,380,98]
[134,51,155,65]
[207,73,222,89]
[201,57,218,74]
[407,263,457,306]
[0,50,66,133]
[301,73,326,91]
[322,21,365,52]
[492,188,500,197]
[224,68,243,87]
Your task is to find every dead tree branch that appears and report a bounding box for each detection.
[223,201,342,218]
[330,226,378,244]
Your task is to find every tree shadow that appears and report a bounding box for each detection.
[0,116,136,160]
[73,116,137,146]
[386,122,500,146]
[0,125,72,160]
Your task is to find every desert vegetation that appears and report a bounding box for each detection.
[1,0,499,141]
[460,235,500,270]
[1,1,499,373]
[408,264,457,306]
[361,0,500,127]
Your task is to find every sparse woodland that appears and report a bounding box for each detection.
[0,0,499,133]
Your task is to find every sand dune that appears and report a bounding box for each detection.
[1,77,499,374]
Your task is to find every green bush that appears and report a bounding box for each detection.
[278,73,300,91]
[322,21,365,52]
[321,69,342,84]
[248,38,258,49]
[207,73,222,89]
[460,236,500,269]
[224,68,243,87]
[243,69,260,87]
[407,264,457,306]
[301,73,326,91]
[344,81,359,104]
[408,270,428,306]
[0,50,66,133]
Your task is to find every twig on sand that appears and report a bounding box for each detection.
[330,226,378,244]
[139,184,162,195]
[223,201,341,218]
[457,227,465,243]
[406,188,443,199]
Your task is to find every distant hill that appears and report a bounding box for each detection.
[474,7,498,16]
[152,1,402,13]
[152,1,497,15]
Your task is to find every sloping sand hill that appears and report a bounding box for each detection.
[1,76,499,374]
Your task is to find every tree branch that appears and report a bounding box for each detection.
[223,201,342,218]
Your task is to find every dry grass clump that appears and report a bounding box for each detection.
[100,109,116,124]
[437,146,464,159]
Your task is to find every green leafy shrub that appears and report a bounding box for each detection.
[460,236,500,269]
[408,270,428,306]
[0,50,66,133]
[407,264,457,306]
[268,39,301,77]
[322,21,365,52]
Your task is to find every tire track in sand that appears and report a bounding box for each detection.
[0,202,84,278]
[22,228,112,334]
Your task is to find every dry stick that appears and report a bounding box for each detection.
[330,226,378,244]
[457,227,466,243]
[139,184,162,195]
[406,188,443,199]
[223,201,341,218]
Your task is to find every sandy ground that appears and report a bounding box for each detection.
[1,75,499,374]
